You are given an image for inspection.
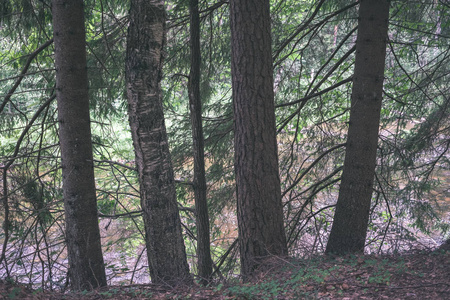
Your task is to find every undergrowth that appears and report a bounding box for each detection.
[1,249,448,299]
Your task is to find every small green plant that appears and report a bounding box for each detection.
[99,291,113,297]
[8,287,21,299]
[227,284,259,299]
[393,259,407,274]
[367,271,391,285]
[357,257,393,285]
[226,280,284,300]
[214,283,224,292]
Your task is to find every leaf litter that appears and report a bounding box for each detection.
[0,247,448,299]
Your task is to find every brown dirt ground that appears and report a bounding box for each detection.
[1,246,448,299]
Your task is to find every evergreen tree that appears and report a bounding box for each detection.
[188,0,213,284]
[326,0,390,255]
[52,0,107,289]
[230,0,288,277]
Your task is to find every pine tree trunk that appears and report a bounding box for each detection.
[230,0,288,278]
[326,0,390,255]
[52,0,106,290]
[188,0,213,284]
[125,0,191,285]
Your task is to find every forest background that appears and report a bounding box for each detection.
[0,0,449,294]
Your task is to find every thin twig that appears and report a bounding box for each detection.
[0,39,54,114]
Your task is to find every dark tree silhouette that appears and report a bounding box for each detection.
[188,0,213,284]
[326,0,390,255]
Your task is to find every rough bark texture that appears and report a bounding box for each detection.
[52,0,106,290]
[125,0,191,285]
[188,0,213,284]
[326,0,390,255]
[230,0,288,278]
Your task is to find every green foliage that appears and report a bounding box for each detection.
[1,0,449,289]
[222,254,416,299]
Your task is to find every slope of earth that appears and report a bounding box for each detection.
[1,247,448,299]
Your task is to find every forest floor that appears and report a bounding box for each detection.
[1,245,448,300]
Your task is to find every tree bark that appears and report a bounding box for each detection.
[326,0,390,255]
[188,0,213,285]
[52,0,107,290]
[125,0,191,285]
[230,0,288,278]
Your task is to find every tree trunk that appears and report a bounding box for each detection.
[326,0,390,255]
[230,0,288,278]
[52,0,106,290]
[188,0,213,285]
[125,0,191,285]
